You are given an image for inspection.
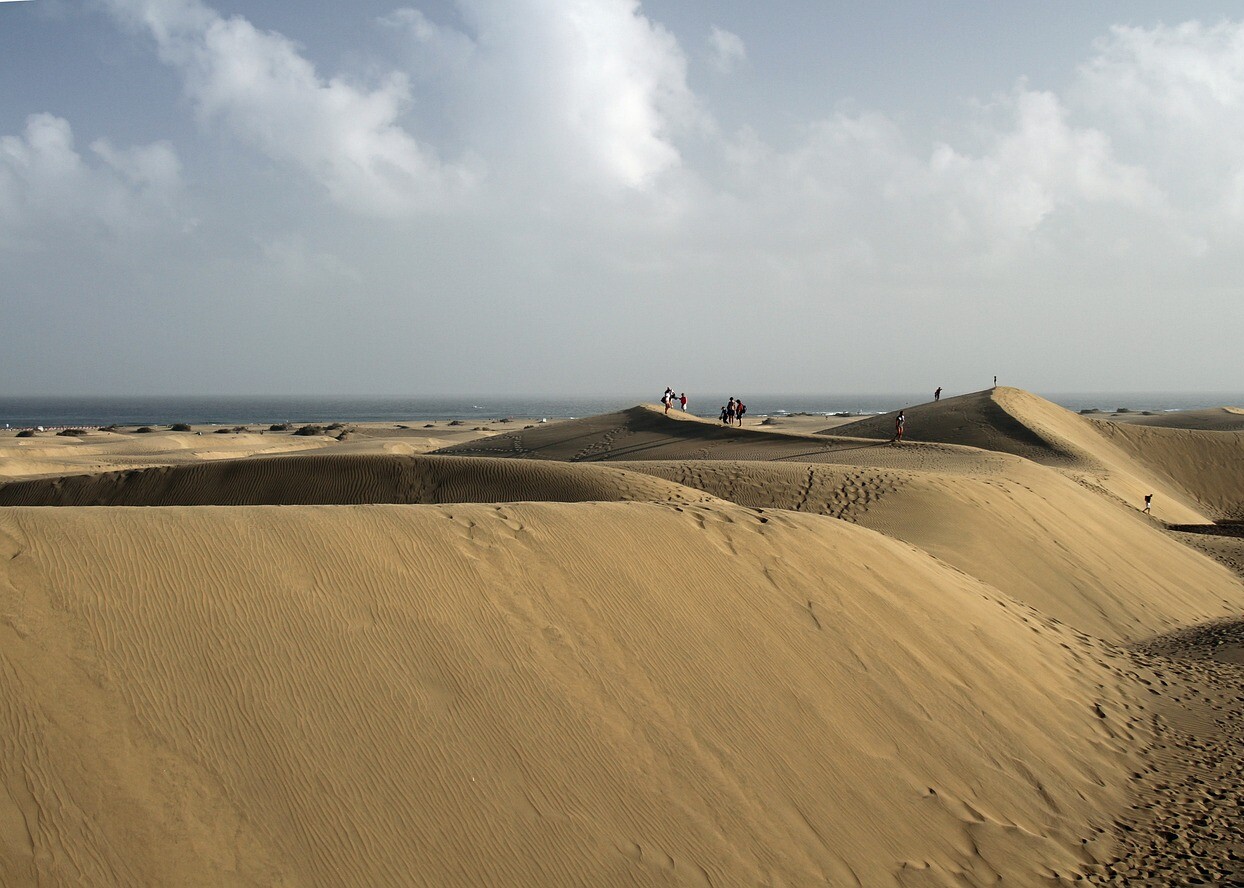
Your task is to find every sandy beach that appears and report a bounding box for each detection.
[1,387,1242,885]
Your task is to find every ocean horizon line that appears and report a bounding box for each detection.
[2,390,1243,430]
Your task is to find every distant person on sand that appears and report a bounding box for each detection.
[719,404,729,424]
[736,401,746,426]
[1143,494,1153,514]
[934,387,941,402]
[993,375,997,387]
[893,410,906,444]
[726,397,736,424]
[680,392,687,411]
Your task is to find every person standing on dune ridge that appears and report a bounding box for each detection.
[893,410,905,444]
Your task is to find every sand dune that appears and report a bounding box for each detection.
[0,429,334,481]
[0,503,1156,886]
[1093,406,1244,432]
[3,388,1243,885]
[1089,421,1244,520]
[0,454,717,507]
[6,442,1237,643]
[441,393,1228,523]
[0,423,513,482]
[437,404,835,461]
[436,403,1023,477]
[432,391,1244,639]
[621,459,1244,642]
[829,389,1080,464]
[828,388,1219,523]
[1170,527,1244,579]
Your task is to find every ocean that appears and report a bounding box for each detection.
[0,391,1241,430]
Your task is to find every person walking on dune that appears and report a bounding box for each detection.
[893,410,905,444]
[934,386,941,402]
[680,392,688,411]
[663,387,676,415]
[736,401,746,426]
[1143,494,1153,514]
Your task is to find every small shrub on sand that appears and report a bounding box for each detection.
[269,423,292,432]
[135,427,154,434]
[293,425,325,436]
[170,423,192,432]
[15,429,35,438]
[57,428,88,437]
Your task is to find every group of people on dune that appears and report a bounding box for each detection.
[720,398,746,426]
[661,387,687,414]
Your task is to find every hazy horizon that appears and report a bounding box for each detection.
[3,387,1244,401]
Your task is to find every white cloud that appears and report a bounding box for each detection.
[656,79,1181,298]
[919,89,1160,249]
[25,6,1244,393]
[1080,21,1244,129]
[103,0,476,216]
[383,0,702,193]
[0,113,185,249]
[707,26,746,74]
[1076,20,1244,224]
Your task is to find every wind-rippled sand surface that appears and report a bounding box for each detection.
[2,388,1242,885]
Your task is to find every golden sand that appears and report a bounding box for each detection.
[1,388,1242,885]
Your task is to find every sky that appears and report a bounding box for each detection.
[1,1,1243,396]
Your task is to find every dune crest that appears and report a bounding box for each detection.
[830,388,1217,523]
[0,454,718,508]
[621,458,1244,642]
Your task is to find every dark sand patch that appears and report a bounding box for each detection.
[1087,620,1244,885]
